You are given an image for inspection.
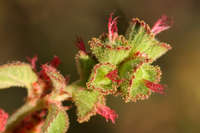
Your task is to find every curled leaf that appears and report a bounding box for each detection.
[0,62,38,92]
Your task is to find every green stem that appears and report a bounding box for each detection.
[54,80,82,101]
[5,100,45,133]
[4,80,81,133]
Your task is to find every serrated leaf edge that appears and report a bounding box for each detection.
[74,91,105,123]
[43,106,69,133]
[0,61,38,90]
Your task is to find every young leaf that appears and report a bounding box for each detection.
[72,88,104,123]
[0,62,38,90]
[119,58,161,102]
[42,104,69,133]
[89,36,132,65]
[126,18,171,62]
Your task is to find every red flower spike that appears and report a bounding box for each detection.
[40,65,50,81]
[0,108,9,132]
[32,82,42,95]
[96,103,118,124]
[106,69,122,85]
[39,56,60,82]
[50,56,61,68]
[76,37,86,52]
[13,109,47,133]
[108,13,118,42]
[26,55,38,71]
[144,80,165,94]
[151,15,173,35]
[65,75,70,85]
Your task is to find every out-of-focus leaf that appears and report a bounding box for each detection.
[42,64,66,91]
[0,62,38,90]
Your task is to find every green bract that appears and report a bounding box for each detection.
[75,51,97,82]
[89,36,132,65]
[126,18,171,61]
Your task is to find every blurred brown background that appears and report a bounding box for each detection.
[0,0,200,133]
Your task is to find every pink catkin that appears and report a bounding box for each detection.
[26,55,38,71]
[96,103,118,124]
[50,56,61,68]
[106,69,122,85]
[40,65,50,81]
[108,13,118,41]
[151,15,173,35]
[0,108,9,132]
[144,80,165,94]
[76,37,86,52]
[40,56,61,81]
[65,75,70,85]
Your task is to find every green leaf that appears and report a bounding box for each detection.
[89,36,132,65]
[0,62,38,90]
[119,58,161,102]
[75,51,97,82]
[87,63,118,95]
[42,64,66,91]
[42,104,69,133]
[126,18,171,61]
[72,87,103,123]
